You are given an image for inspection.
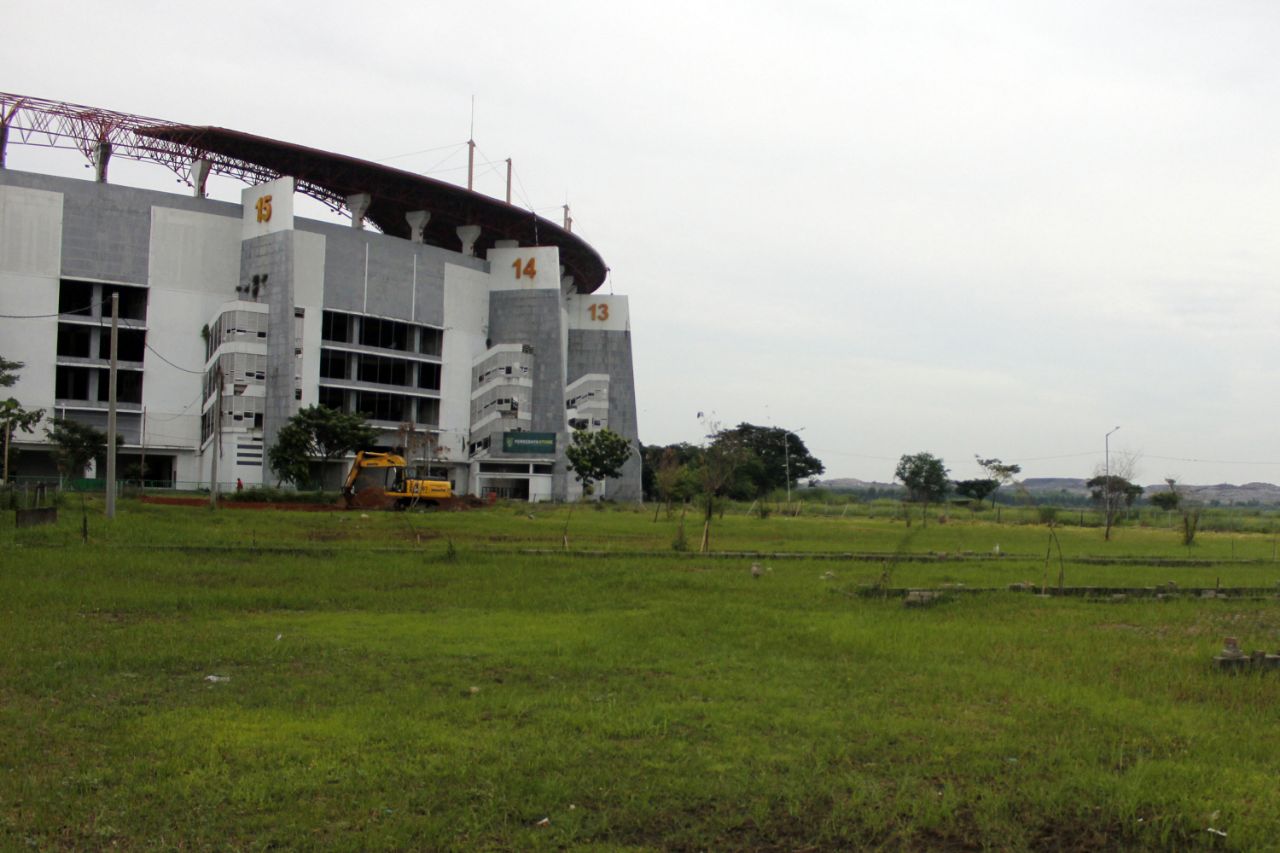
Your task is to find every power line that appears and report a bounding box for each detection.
[0,304,93,319]
[143,342,203,375]
[373,140,467,163]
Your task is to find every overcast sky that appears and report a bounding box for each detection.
[6,1,1279,485]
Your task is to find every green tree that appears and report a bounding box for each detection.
[954,478,999,507]
[0,357,44,483]
[716,423,824,498]
[696,424,749,551]
[46,417,121,484]
[651,446,695,521]
[894,452,950,526]
[975,456,1022,507]
[565,427,634,498]
[1087,471,1144,539]
[267,404,379,488]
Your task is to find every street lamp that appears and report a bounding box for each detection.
[1105,425,1120,482]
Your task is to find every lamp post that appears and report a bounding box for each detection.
[1105,425,1120,481]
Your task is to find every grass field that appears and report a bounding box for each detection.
[3,498,1279,850]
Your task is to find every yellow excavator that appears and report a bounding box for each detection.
[342,451,453,509]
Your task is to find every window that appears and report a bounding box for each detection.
[354,390,406,423]
[417,362,441,391]
[55,366,92,400]
[56,325,92,358]
[418,327,443,356]
[360,316,410,351]
[319,386,346,411]
[99,328,146,362]
[320,350,348,380]
[322,311,352,343]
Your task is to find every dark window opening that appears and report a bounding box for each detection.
[56,324,93,358]
[417,362,441,391]
[418,327,443,356]
[320,350,348,380]
[322,311,352,343]
[360,316,409,352]
[357,354,409,387]
[416,397,440,427]
[318,386,346,411]
[100,283,148,321]
[58,280,93,316]
[354,390,406,423]
[96,368,143,404]
[98,328,146,362]
[55,366,92,400]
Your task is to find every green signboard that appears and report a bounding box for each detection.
[502,432,557,454]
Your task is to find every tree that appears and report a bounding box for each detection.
[1087,473,1144,540]
[696,421,749,552]
[267,404,379,488]
[716,423,824,498]
[0,357,44,484]
[651,446,694,521]
[1150,479,1181,512]
[1087,451,1141,540]
[565,427,633,498]
[954,478,999,507]
[46,417,121,483]
[894,452,950,526]
[975,456,1022,507]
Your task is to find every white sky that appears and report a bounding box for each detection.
[5,1,1279,485]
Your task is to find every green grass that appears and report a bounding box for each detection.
[3,500,1280,849]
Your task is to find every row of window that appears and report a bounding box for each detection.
[58,279,148,321]
[204,310,268,362]
[321,310,443,356]
[56,324,147,362]
[317,386,441,426]
[319,350,441,390]
[55,365,143,405]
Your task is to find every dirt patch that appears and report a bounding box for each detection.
[347,487,394,510]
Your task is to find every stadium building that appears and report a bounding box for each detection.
[0,93,640,501]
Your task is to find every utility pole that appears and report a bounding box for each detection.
[505,158,512,204]
[139,405,146,496]
[105,293,119,519]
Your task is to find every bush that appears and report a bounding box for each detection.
[1038,506,1058,524]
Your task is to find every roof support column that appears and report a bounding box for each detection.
[93,140,111,183]
[456,224,481,257]
[191,159,210,198]
[0,120,8,169]
[406,210,431,243]
[347,193,372,229]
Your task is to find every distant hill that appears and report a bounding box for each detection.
[810,477,1280,506]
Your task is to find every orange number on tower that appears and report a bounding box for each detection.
[588,303,609,321]
[512,257,537,279]
[255,195,273,223]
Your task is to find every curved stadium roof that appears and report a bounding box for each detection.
[137,126,609,293]
[0,92,608,293]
